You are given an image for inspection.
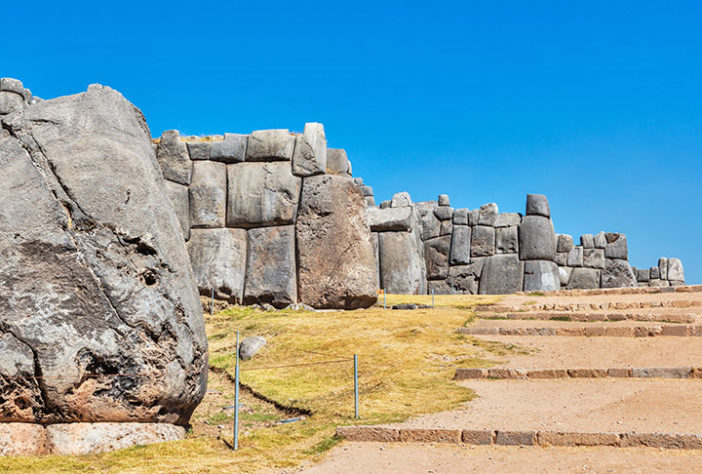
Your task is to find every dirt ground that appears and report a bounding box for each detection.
[301,443,702,473]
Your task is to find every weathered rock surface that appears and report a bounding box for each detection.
[226,162,301,228]
[525,194,551,217]
[46,423,185,455]
[601,259,637,288]
[567,246,584,267]
[326,148,350,175]
[479,254,523,294]
[453,208,469,225]
[495,226,518,254]
[446,260,485,294]
[450,226,471,265]
[210,133,246,163]
[189,161,226,227]
[567,267,601,289]
[580,234,595,249]
[594,231,607,249]
[494,213,521,227]
[558,266,573,286]
[292,122,327,176]
[156,130,192,185]
[667,258,685,282]
[523,260,560,292]
[0,423,47,456]
[0,84,207,426]
[245,129,295,161]
[187,228,247,302]
[438,194,450,206]
[244,226,297,308]
[424,235,451,280]
[518,215,556,261]
[239,336,267,361]
[391,192,413,208]
[658,257,668,280]
[604,233,628,259]
[296,175,377,309]
[378,231,427,294]
[366,206,413,232]
[164,181,190,240]
[556,234,574,253]
[583,248,605,269]
[471,225,496,257]
[186,141,211,160]
[478,203,498,226]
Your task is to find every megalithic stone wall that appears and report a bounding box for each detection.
[373,193,685,294]
[154,124,378,309]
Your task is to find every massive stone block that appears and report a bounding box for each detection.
[326,148,351,175]
[416,202,441,241]
[556,234,574,253]
[518,215,556,261]
[244,226,297,307]
[189,161,226,227]
[379,231,427,294]
[495,226,518,254]
[226,162,301,228]
[292,122,327,176]
[583,248,605,269]
[210,133,247,163]
[494,213,521,227]
[601,259,637,288]
[245,129,295,161]
[366,206,413,232]
[156,130,192,185]
[187,228,247,302]
[567,246,584,267]
[424,235,451,280]
[446,259,485,295]
[479,254,523,294]
[471,225,496,257]
[0,84,207,426]
[658,257,668,280]
[667,258,685,282]
[567,267,601,290]
[296,175,378,308]
[164,181,190,240]
[523,260,560,292]
[604,233,628,259]
[450,225,471,265]
[478,203,498,226]
[525,194,550,217]
[453,208,469,225]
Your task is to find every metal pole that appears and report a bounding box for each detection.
[211,288,214,315]
[383,289,386,309]
[354,354,359,419]
[234,330,240,450]
[432,289,435,308]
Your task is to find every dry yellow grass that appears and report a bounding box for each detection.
[0,295,506,473]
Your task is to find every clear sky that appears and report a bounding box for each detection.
[5,1,701,283]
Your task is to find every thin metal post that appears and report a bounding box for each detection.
[211,288,214,315]
[432,289,435,308]
[383,289,386,309]
[354,354,359,419]
[234,330,240,450]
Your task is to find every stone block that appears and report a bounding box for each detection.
[555,253,568,266]
[523,260,560,292]
[495,431,536,446]
[658,257,668,280]
[360,185,374,197]
[226,162,301,228]
[424,235,451,280]
[494,212,521,227]
[631,367,692,378]
[558,266,573,286]
[495,226,518,254]
[400,429,461,444]
[391,191,412,208]
[650,266,660,279]
[366,206,413,232]
[604,233,628,259]
[450,225,471,265]
[164,181,190,240]
[601,259,637,288]
[667,258,684,281]
[418,205,441,241]
[525,193,550,217]
[518,215,556,261]
[0,423,47,456]
[157,130,192,185]
[538,431,619,447]
[434,206,454,221]
[594,231,607,249]
[292,122,327,176]
[471,225,496,257]
[189,161,227,227]
[580,234,594,249]
[296,175,378,308]
[326,148,350,175]
[446,260,485,295]
[428,279,453,295]
[621,433,702,449]
[479,254,523,294]
[244,225,297,308]
[557,234,574,253]
[478,202,498,225]
[439,219,453,236]
[379,231,427,294]
[336,426,400,442]
[187,228,247,302]
[209,133,247,163]
[607,368,632,377]
[583,248,605,269]
[0,91,25,115]
[462,430,494,445]
[186,141,211,160]
[637,268,650,282]
[468,209,480,226]
[438,194,450,206]
[246,129,295,161]
[453,208,469,225]
[364,196,375,207]
[567,267,601,290]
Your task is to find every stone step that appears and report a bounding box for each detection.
[455,366,701,380]
[475,299,702,313]
[479,311,698,323]
[336,426,702,449]
[514,284,702,297]
[458,324,702,336]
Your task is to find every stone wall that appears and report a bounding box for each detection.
[372,193,685,294]
[154,125,377,309]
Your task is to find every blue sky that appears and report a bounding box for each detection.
[5,1,701,282]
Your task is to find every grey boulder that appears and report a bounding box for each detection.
[604,233,628,259]
[478,203,498,226]
[518,215,556,261]
[239,336,267,361]
[379,231,427,294]
[366,206,413,232]
[156,130,192,185]
[246,129,295,161]
[164,181,190,240]
[244,225,297,308]
[187,228,247,303]
[292,122,327,176]
[601,259,637,288]
[471,225,496,257]
[479,254,523,295]
[523,260,560,292]
[424,235,451,280]
[525,194,551,217]
[210,133,247,163]
[189,161,227,227]
[450,225,471,265]
[567,268,601,290]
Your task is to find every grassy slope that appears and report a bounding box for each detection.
[1,295,503,473]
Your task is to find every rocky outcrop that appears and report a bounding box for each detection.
[0,82,207,453]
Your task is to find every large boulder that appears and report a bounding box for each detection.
[601,259,637,288]
[523,260,560,292]
[518,215,556,261]
[296,175,378,308]
[525,194,550,217]
[187,228,247,302]
[449,225,471,265]
[567,267,601,290]
[446,260,485,295]
[424,235,451,280]
[189,161,226,227]
[604,233,628,259]
[479,254,523,294]
[292,122,327,176]
[366,206,413,232]
[0,85,207,427]
[667,258,685,283]
[156,130,192,185]
[495,226,518,254]
[164,181,190,240]
[378,231,427,294]
[244,226,297,308]
[471,225,496,257]
[226,162,301,228]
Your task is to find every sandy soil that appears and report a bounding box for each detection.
[472,335,702,368]
[498,290,702,308]
[302,443,702,473]
[387,379,702,433]
[470,319,689,329]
